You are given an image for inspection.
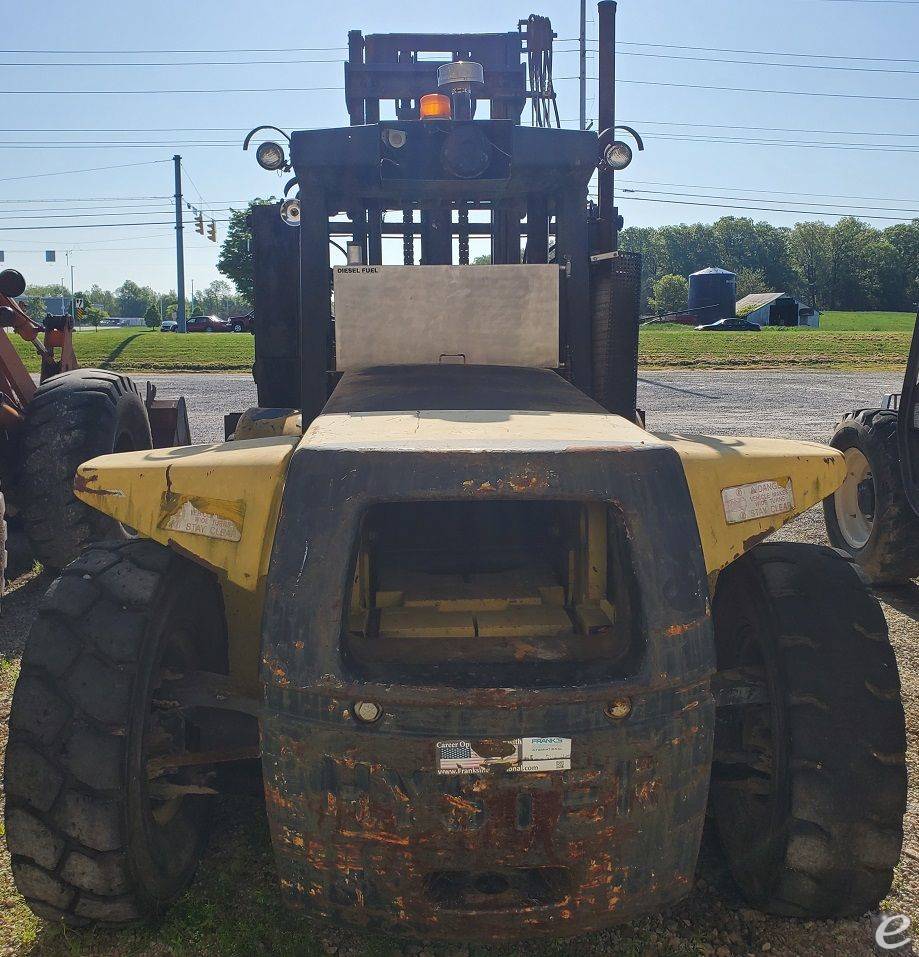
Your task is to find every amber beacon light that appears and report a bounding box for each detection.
[419,93,452,119]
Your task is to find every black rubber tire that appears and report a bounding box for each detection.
[3,539,227,926]
[0,479,6,596]
[824,408,919,584]
[231,322,244,333]
[19,370,152,572]
[711,542,906,918]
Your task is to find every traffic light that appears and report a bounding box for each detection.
[207,220,217,242]
[195,212,204,235]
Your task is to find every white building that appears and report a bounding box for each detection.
[735,293,819,328]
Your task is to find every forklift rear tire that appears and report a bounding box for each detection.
[824,408,919,584]
[711,543,906,918]
[18,370,152,572]
[4,539,226,926]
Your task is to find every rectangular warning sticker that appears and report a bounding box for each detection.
[435,738,571,775]
[722,478,794,525]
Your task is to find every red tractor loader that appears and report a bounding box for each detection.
[0,268,189,592]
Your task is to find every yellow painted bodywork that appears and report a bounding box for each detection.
[73,409,844,685]
[74,412,845,618]
[74,436,298,590]
[654,432,846,576]
[74,436,299,692]
[233,407,302,441]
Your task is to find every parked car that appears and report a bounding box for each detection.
[185,314,230,333]
[227,311,255,333]
[695,316,761,332]
[160,320,178,332]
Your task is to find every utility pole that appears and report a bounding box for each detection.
[579,0,587,131]
[173,155,187,332]
[597,0,618,251]
[65,250,75,323]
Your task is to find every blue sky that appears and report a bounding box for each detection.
[2,0,918,294]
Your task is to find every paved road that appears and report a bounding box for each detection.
[146,369,904,445]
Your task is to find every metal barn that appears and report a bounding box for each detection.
[735,293,819,328]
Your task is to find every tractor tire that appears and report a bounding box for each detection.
[4,539,227,926]
[824,408,919,584]
[19,370,152,572]
[710,542,906,918]
[0,479,7,596]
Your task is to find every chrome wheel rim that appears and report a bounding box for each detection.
[834,447,874,550]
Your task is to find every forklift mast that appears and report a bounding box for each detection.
[248,6,642,430]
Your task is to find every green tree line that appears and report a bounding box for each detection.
[621,216,919,314]
[23,279,250,326]
[214,201,919,316]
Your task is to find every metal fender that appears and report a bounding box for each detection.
[656,432,847,576]
[73,436,299,589]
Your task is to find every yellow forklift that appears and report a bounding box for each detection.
[4,5,906,942]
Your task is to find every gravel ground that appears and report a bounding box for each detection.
[1,369,917,957]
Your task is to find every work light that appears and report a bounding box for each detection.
[602,140,633,172]
[256,141,287,171]
[279,198,301,226]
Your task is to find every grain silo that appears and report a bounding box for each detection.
[688,267,737,323]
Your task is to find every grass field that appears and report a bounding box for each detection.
[9,311,917,374]
[12,328,255,374]
[820,311,917,332]
[639,327,913,369]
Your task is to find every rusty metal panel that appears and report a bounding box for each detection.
[259,417,714,940]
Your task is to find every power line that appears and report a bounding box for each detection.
[616,40,919,64]
[9,120,919,140]
[618,119,919,138]
[9,134,919,154]
[181,164,214,214]
[616,50,919,75]
[0,159,169,183]
[11,77,919,101]
[0,45,348,54]
[642,132,919,152]
[0,56,344,67]
[0,209,180,221]
[0,220,176,230]
[805,1,919,5]
[621,187,919,214]
[37,46,919,79]
[562,76,919,102]
[2,243,209,251]
[2,37,915,63]
[0,85,340,95]
[0,195,171,202]
[616,195,918,221]
[620,177,919,204]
